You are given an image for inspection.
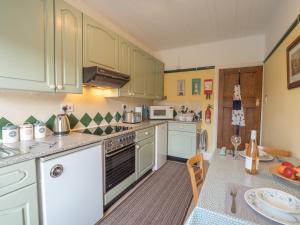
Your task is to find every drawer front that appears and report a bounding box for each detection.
[135,127,155,142]
[0,160,36,197]
[168,122,196,133]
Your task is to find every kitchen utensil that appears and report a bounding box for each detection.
[239,150,274,161]
[230,190,237,214]
[53,114,70,136]
[122,112,142,124]
[254,188,300,214]
[2,123,19,144]
[244,189,300,224]
[34,120,46,139]
[270,164,300,186]
[19,123,33,141]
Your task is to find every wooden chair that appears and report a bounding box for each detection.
[186,153,205,205]
[245,143,291,157]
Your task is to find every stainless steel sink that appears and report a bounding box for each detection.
[0,146,19,159]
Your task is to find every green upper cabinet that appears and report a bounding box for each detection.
[155,61,164,99]
[54,0,83,94]
[131,47,146,96]
[0,0,55,91]
[119,37,132,96]
[83,15,119,71]
[144,56,156,98]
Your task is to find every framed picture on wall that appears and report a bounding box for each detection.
[177,80,185,96]
[192,78,201,95]
[287,35,300,89]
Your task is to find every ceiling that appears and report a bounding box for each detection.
[83,0,279,51]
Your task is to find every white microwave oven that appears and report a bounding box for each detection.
[149,106,174,120]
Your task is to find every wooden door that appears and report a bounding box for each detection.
[217,66,263,150]
[55,0,83,93]
[83,15,119,71]
[0,0,55,92]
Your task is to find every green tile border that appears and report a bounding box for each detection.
[165,66,215,74]
[264,14,300,63]
[0,111,124,139]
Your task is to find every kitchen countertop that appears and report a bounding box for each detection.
[185,150,300,225]
[0,120,168,168]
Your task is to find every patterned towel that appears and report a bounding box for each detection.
[232,84,245,127]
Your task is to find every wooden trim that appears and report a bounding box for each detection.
[264,14,300,63]
[286,35,300,89]
[164,66,215,74]
[217,69,225,148]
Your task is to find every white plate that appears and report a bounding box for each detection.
[244,189,300,225]
[255,188,300,214]
[239,150,274,162]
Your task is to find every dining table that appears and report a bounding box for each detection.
[185,149,300,225]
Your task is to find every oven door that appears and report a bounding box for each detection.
[105,143,135,193]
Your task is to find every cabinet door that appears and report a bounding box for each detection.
[119,37,132,96]
[155,61,164,99]
[137,137,155,178]
[55,0,83,93]
[144,56,156,98]
[131,48,146,96]
[0,184,39,225]
[0,0,55,92]
[168,131,196,159]
[83,15,119,71]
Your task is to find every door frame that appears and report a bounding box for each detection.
[211,62,264,154]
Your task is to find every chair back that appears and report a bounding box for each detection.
[186,153,205,205]
[245,143,291,157]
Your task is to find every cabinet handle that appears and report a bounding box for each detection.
[57,85,63,90]
[49,84,55,89]
[136,145,140,149]
[50,164,64,178]
[145,132,149,135]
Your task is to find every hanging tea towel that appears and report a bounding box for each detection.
[232,84,245,126]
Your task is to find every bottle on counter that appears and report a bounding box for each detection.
[245,130,259,175]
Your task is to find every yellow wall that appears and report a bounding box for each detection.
[263,24,300,159]
[162,69,215,152]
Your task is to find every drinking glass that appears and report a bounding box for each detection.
[231,135,241,158]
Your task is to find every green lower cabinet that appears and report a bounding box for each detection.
[168,130,196,159]
[0,184,39,225]
[137,137,155,178]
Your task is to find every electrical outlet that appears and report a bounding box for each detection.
[61,104,74,112]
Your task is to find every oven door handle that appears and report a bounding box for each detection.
[105,143,135,158]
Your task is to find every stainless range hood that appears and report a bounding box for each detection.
[83,66,130,89]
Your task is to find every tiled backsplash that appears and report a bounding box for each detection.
[0,87,153,139]
[0,111,123,139]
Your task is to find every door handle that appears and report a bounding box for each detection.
[50,164,64,178]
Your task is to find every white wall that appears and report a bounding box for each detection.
[265,0,300,57]
[157,35,265,70]
[65,0,160,59]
